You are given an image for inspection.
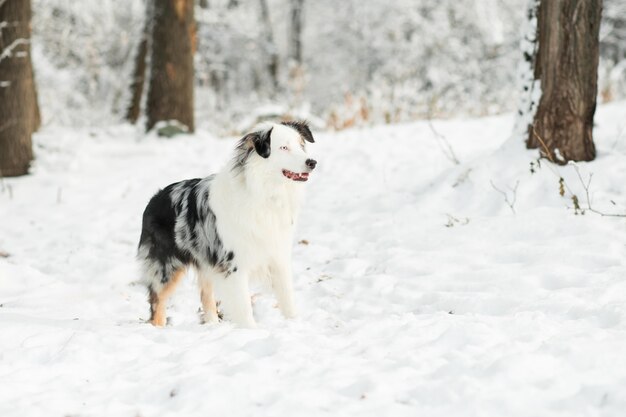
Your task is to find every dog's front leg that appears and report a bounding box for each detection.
[213,271,256,328]
[271,261,297,319]
[197,270,219,324]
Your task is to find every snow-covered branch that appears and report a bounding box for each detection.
[0,38,30,63]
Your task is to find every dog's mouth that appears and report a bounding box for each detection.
[282,169,309,182]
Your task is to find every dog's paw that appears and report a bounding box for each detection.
[200,311,220,325]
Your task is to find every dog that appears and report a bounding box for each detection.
[137,121,316,328]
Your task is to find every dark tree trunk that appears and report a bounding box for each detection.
[528,0,602,164]
[288,0,304,65]
[146,0,196,133]
[0,0,38,177]
[125,10,151,124]
[259,0,279,90]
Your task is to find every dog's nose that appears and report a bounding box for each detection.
[306,159,317,170]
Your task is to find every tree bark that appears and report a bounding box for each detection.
[31,66,41,132]
[146,0,196,133]
[0,0,37,177]
[288,0,304,65]
[527,0,602,164]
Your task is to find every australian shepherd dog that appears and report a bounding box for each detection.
[137,121,316,328]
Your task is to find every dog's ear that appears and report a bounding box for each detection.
[281,120,314,143]
[252,127,272,158]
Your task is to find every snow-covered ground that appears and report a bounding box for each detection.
[1,103,626,416]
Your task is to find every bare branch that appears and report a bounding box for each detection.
[490,180,519,214]
[426,92,460,166]
[532,125,556,163]
[571,164,626,217]
[427,118,460,165]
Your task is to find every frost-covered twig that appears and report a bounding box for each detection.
[490,180,519,214]
[571,164,626,218]
[427,118,460,165]
[426,91,460,165]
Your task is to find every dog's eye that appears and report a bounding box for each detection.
[280,146,289,151]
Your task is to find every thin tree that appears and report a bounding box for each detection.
[0,0,39,177]
[125,5,151,124]
[287,0,305,104]
[146,0,196,133]
[288,0,304,66]
[259,0,279,90]
[527,0,603,164]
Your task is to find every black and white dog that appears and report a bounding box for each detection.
[138,121,316,328]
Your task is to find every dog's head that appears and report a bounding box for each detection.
[234,121,317,182]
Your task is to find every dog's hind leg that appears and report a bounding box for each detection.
[149,268,185,327]
[213,271,256,328]
[197,270,219,324]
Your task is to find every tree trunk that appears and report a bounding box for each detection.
[288,0,304,65]
[512,0,540,141]
[259,0,279,90]
[125,8,151,124]
[146,0,196,133]
[0,0,37,177]
[527,0,602,164]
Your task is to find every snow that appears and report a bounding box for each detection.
[2,102,626,416]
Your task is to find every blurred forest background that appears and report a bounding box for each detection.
[26,0,626,132]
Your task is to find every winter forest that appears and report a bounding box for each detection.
[2,0,626,415]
